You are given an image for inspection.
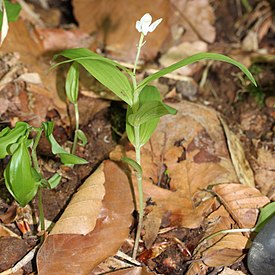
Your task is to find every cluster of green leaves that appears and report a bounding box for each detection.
[53,48,256,151]
[0,121,87,207]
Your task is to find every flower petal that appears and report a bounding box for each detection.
[148,18,163,33]
[136,20,142,32]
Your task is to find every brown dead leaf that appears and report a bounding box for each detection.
[253,148,275,200]
[213,183,270,229]
[202,234,248,266]
[126,101,238,228]
[188,205,247,272]
[143,206,163,249]
[220,117,255,187]
[37,160,134,274]
[35,28,93,51]
[50,163,105,235]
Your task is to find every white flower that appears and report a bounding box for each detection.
[136,13,162,36]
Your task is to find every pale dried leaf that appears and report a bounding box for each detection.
[170,0,216,44]
[202,234,248,266]
[50,163,105,235]
[35,27,93,51]
[0,223,20,238]
[213,183,270,229]
[143,206,163,249]
[37,161,134,275]
[220,117,255,187]
[253,148,275,198]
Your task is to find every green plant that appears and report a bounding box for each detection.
[65,62,87,154]
[0,121,87,236]
[52,13,256,259]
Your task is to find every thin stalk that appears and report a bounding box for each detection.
[71,102,79,155]
[31,128,45,238]
[132,33,145,259]
[132,127,143,259]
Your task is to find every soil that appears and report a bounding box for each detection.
[0,0,274,274]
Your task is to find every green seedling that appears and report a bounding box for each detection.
[65,62,87,154]
[53,13,256,259]
[0,121,87,236]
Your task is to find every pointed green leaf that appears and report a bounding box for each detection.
[48,173,62,189]
[254,202,275,233]
[59,153,88,165]
[65,62,79,104]
[0,121,29,158]
[128,100,177,127]
[42,121,88,164]
[126,86,175,147]
[137,52,257,92]
[54,48,133,106]
[76,129,87,146]
[121,157,142,174]
[4,139,38,207]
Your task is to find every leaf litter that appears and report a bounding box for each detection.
[0,0,274,274]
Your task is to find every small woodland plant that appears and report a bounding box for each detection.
[0,121,87,235]
[53,13,256,258]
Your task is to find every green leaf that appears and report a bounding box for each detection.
[0,0,21,28]
[126,86,174,147]
[128,100,177,126]
[137,52,257,92]
[121,157,142,174]
[54,48,133,106]
[65,62,79,104]
[254,202,275,233]
[76,129,87,146]
[59,153,88,165]
[48,173,62,189]
[4,139,38,207]
[42,121,88,164]
[0,122,29,158]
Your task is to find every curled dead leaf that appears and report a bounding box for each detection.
[37,160,134,275]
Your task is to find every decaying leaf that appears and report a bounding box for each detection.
[103,266,156,275]
[126,101,238,228]
[37,160,134,274]
[213,183,270,229]
[143,206,163,249]
[253,148,275,200]
[220,117,255,187]
[202,233,248,266]
[50,163,105,235]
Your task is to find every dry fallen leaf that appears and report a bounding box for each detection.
[253,148,275,200]
[37,160,134,275]
[220,117,255,187]
[143,206,163,249]
[213,183,270,229]
[103,266,156,275]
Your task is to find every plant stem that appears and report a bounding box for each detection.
[132,33,145,259]
[71,102,79,155]
[31,128,45,237]
[132,127,143,259]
